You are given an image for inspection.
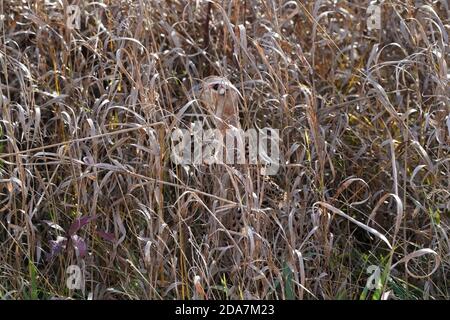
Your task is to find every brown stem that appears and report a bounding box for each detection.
[203,2,212,49]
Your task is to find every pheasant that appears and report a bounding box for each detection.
[192,76,287,232]
[194,76,244,222]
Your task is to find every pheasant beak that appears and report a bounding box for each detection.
[217,87,226,95]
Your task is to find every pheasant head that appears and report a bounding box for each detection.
[196,76,241,133]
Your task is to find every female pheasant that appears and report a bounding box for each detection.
[193,76,286,232]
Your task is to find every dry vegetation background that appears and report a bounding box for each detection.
[0,0,449,300]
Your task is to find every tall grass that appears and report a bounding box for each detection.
[0,0,448,299]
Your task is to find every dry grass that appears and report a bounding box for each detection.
[0,0,449,300]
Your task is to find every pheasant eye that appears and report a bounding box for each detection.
[212,84,220,90]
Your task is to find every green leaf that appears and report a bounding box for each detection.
[28,261,39,300]
[282,262,295,300]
